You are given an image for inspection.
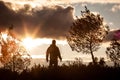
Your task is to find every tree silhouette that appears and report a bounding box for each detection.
[106,39,120,67]
[0,26,31,72]
[66,6,109,64]
[99,57,106,66]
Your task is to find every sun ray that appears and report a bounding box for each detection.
[22,21,40,39]
[31,26,40,38]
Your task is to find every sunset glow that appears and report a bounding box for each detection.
[22,37,39,49]
[22,37,67,49]
[3,0,120,4]
[31,55,45,59]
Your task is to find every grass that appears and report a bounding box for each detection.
[0,61,120,80]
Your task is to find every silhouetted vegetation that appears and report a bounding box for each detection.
[0,26,31,72]
[106,39,120,67]
[66,6,109,64]
[0,60,120,80]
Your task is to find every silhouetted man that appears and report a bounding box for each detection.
[46,40,62,67]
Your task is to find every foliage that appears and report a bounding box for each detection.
[99,57,106,66]
[0,27,31,72]
[66,6,109,64]
[0,62,120,80]
[106,40,120,67]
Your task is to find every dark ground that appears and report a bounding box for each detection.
[0,62,120,80]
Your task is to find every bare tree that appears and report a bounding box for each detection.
[106,40,120,67]
[0,26,31,72]
[66,6,109,64]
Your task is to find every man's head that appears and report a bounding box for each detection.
[52,40,56,45]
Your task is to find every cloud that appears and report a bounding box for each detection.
[58,0,120,4]
[0,1,74,39]
[2,0,120,4]
[104,29,120,42]
[111,4,120,12]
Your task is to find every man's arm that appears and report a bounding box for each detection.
[57,47,62,61]
[46,47,50,62]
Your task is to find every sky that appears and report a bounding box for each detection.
[0,0,120,65]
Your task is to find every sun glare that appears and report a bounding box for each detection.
[22,37,67,49]
[31,55,45,59]
[22,37,36,49]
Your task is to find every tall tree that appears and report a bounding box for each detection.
[106,40,120,67]
[0,26,31,72]
[66,6,109,64]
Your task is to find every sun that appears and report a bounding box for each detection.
[22,37,50,49]
[22,37,51,49]
[22,37,37,49]
[22,37,67,49]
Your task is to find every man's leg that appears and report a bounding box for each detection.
[54,60,58,67]
[49,60,53,67]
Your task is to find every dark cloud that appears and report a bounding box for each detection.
[0,1,74,39]
[0,1,19,28]
[104,29,120,42]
